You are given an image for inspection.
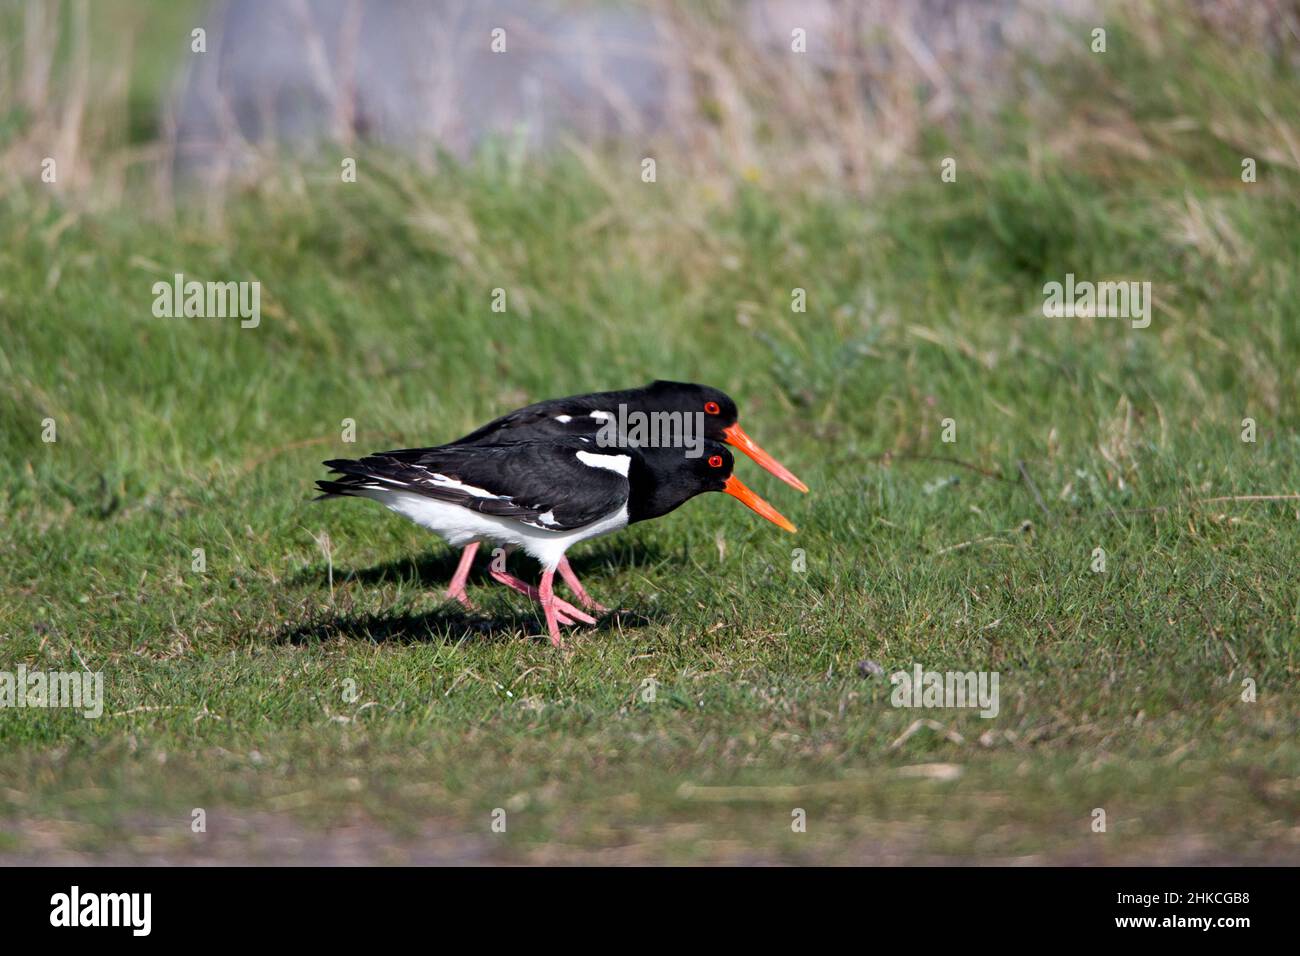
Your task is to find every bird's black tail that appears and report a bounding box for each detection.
[314,458,376,501]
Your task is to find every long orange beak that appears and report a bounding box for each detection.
[722,422,809,493]
[722,474,797,533]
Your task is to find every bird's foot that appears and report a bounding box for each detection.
[489,569,596,627]
[557,557,609,614]
[446,586,478,611]
[539,568,566,647]
[445,543,480,611]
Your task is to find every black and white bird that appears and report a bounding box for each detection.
[452,380,807,490]
[316,437,795,646]
[380,381,807,611]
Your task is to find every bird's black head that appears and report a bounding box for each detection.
[642,381,738,440]
[628,439,796,532]
[639,381,808,493]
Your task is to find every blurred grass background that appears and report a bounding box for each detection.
[0,0,1297,862]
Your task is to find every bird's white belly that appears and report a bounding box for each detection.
[359,489,628,569]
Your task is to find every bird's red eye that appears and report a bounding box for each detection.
[708,454,723,468]
[704,401,720,415]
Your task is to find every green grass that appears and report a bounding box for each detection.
[1,11,1298,863]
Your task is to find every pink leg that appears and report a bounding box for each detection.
[538,566,563,647]
[445,542,479,609]
[557,557,608,613]
[489,568,596,627]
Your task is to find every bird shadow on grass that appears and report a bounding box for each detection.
[278,603,659,647]
[287,541,666,591]
[280,541,667,646]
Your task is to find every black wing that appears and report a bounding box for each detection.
[445,384,652,446]
[378,409,614,455]
[447,405,617,446]
[318,439,631,531]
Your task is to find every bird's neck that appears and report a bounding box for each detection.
[626,456,690,525]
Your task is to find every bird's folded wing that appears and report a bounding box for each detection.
[323,443,629,531]
[447,406,561,445]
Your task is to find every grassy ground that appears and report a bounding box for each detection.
[1,6,1298,863]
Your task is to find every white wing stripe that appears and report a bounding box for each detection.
[427,472,509,499]
[576,451,630,476]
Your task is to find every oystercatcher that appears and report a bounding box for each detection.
[316,437,794,646]
[386,381,807,609]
